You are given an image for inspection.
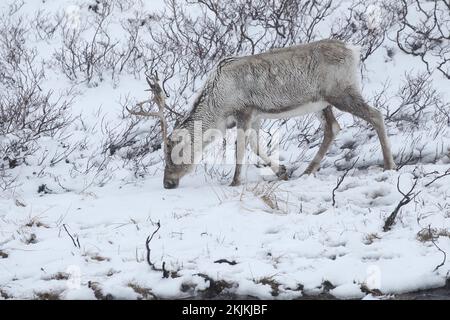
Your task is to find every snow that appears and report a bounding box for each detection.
[1,164,449,299]
[1,0,449,299]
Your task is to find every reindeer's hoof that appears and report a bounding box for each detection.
[384,162,396,171]
[229,180,241,187]
[276,165,289,181]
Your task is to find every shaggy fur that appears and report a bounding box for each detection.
[163,39,395,189]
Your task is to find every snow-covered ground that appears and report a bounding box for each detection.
[1,0,449,299]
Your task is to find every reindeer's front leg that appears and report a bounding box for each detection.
[248,118,288,180]
[230,115,250,186]
[303,106,341,175]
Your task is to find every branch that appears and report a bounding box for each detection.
[145,221,161,269]
[145,221,170,278]
[424,168,450,187]
[428,225,447,272]
[62,224,80,248]
[383,175,421,232]
[214,259,237,265]
[332,158,358,207]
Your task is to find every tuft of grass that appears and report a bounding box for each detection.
[24,233,38,245]
[196,273,234,299]
[360,283,383,296]
[321,280,336,293]
[89,254,111,262]
[128,282,156,300]
[417,228,450,242]
[88,281,114,300]
[247,182,293,213]
[0,288,10,299]
[43,272,70,281]
[35,290,62,300]
[256,277,280,297]
[25,218,49,228]
[364,233,381,245]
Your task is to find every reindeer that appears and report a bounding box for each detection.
[129,39,396,189]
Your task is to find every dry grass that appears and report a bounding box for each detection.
[364,233,381,245]
[245,181,294,213]
[417,228,450,242]
[128,282,156,300]
[256,276,280,297]
[88,281,114,300]
[196,273,234,298]
[42,272,70,281]
[0,250,8,259]
[83,251,111,262]
[25,217,50,228]
[0,288,10,299]
[35,290,62,300]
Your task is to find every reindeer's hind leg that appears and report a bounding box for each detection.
[327,88,395,170]
[303,106,341,175]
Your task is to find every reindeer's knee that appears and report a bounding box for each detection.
[331,121,341,136]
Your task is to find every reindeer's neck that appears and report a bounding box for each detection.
[182,103,221,139]
[176,100,224,161]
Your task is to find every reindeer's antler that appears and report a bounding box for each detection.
[127,75,168,155]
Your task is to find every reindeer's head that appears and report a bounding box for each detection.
[128,75,191,189]
[162,138,191,189]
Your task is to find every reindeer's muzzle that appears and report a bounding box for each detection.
[164,180,179,189]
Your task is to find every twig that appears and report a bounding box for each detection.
[429,225,447,272]
[332,158,358,207]
[144,221,170,278]
[145,221,161,269]
[424,168,450,187]
[214,259,237,265]
[383,176,421,232]
[62,224,80,248]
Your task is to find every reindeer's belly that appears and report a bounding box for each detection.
[259,100,328,119]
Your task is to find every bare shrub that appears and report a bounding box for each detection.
[0,7,74,170]
[395,0,450,79]
[385,72,448,128]
[331,0,400,64]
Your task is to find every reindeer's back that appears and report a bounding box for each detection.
[213,40,360,112]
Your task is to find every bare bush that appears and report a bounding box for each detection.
[100,96,163,176]
[144,0,336,106]
[395,0,450,79]
[0,7,74,170]
[331,0,400,65]
[53,1,153,86]
[385,72,448,128]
